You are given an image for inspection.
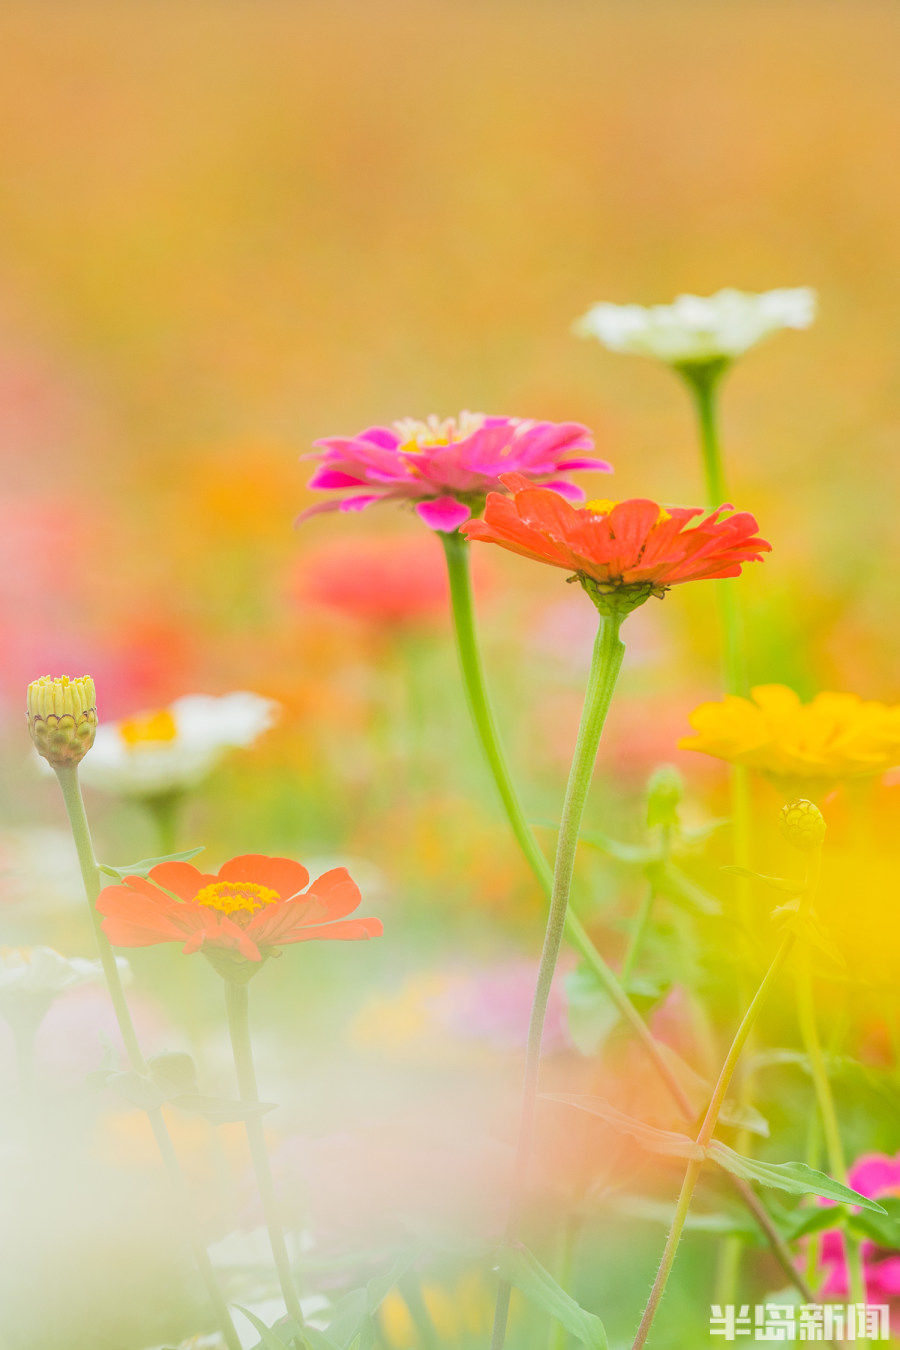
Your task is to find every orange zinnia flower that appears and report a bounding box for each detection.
[462,474,769,610]
[97,855,381,966]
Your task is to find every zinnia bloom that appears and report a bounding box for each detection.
[73,693,279,798]
[97,854,381,966]
[299,412,611,532]
[815,1152,900,1302]
[461,475,769,612]
[680,685,900,782]
[574,287,816,367]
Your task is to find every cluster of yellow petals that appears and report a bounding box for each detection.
[680,684,900,781]
[118,708,178,747]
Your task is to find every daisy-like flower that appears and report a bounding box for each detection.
[680,685,900,783]
[97,854,381,973]
[461,475,769,614]
[299,412,611,532]
[74,693,279,798]
[574,287,816,369]
[0,945,129,1027]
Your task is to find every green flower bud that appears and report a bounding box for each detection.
[780,799,826,851]
[26,675,97,769]
[646,763,684,829]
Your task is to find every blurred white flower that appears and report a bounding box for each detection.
[0,945,129,1027]
[73,692,280,798]
[574,287,816,366]
[0,826,84,913]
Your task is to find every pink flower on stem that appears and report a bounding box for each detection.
[816,1152,900,1301]
[298,412,611,532]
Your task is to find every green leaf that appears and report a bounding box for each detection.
[717,1100,770,1138]
[99,1069,168,1110]
[98,847,204,881]
[645,860,720,915]
[606,1193,759,1241]
[720,865,799,896]
[543,1094,704,1160]
[171,1092,277,1123]
[324,1251,416,1348]
[496,1244,608,1348]
[564,967,621,1056]
[237,1305,300,1349]
[578,830,655,865]
[707,1143,887,1213]
[848,1196,900,1248]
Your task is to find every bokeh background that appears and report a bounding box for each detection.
[1,4,899,1348]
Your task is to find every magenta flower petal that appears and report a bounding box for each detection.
[415,496,472,531]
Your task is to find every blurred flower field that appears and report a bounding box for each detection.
[1,4,899,1349]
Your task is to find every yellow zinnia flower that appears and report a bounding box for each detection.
[680,684,900,782]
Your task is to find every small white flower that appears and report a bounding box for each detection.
[574,287,816,367]
[72,692,280,798]
[0,945,129,1026]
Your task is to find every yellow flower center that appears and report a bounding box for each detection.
[585,498,671,523]
[193,880,280,916]
[119,709,178,747]
[394,411,487,451]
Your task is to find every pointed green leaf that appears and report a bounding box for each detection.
[325,1251,415,1348]
[98,847,204,881]
[564,967,621,1056]
[645,860,720,915]
[707,1143,887,1213]
[496,1244,608,1348]
[717,1100,770,1138]
[579,830,655,865]
[236,1305,300,1349]
[847,1196,900,1248]
[544,1094,704,1160]
[720,865,799,895]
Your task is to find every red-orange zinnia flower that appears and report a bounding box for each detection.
[97,855,381,964]
[462,474,770,609]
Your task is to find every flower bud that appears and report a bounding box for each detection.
[780,798,826,851]
[26,675,98,769]
[646,763,683,829]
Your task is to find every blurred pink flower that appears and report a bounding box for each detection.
[430,961,571,1054]
[299,413,610,532]
[291,534,451,628]
[815,1152,900,1301]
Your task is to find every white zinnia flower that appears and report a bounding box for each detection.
[73,692,279,798]
[0,945,129,1026]
[574,287,816,367]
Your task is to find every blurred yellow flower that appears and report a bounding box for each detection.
[379,1274,494,1346]
[680,684,900,781]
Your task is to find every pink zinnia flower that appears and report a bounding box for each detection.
[298,412,611,532]
[813,1152,900,1303]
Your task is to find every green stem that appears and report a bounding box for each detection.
[682,362,759,1310]
[224,980,305,1329]
[53,765,242,1350]
[630,850,820,1350]
[549,1218,578,1350]
[439,532,811,1305]
[143,789,185,855]
[620,881,657,987]
[491,608,626,1350]
[795,949,868,1317]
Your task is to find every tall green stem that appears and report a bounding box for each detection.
[795,948,868,1315]
[630,849,820,1350]
[439,532,811,1304]
[491,608,626,1350]
[224,980,305,1330]
[53,766,242,1350]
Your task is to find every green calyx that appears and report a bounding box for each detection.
[577,574,665,617]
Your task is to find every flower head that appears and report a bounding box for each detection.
[0,945,128,1028]
[780,799,827,851]
[814,1152,900,1302]
[574,287,816,369]
[461,476,769,614]
[26,675,98,768]
[680,685,900,783]
[74,692,279,798]
[299,412,611,532]
[97,854,381,974]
